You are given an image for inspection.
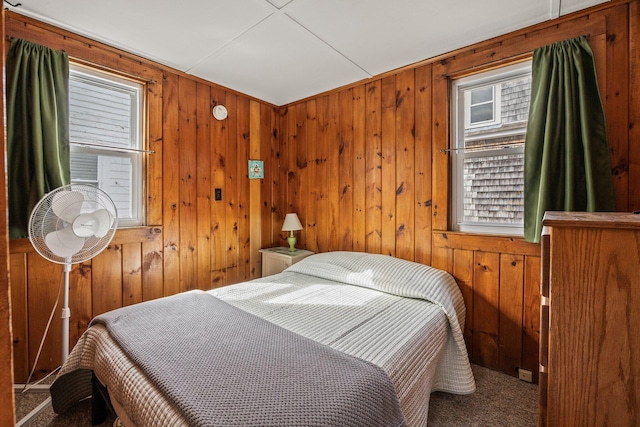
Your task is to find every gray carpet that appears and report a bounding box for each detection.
[14,364,537,426]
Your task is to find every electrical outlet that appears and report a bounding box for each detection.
[518,368,533,383]
[214,188,222,201]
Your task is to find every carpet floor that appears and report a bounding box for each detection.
[14,364,537,426]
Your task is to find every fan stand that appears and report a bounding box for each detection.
[61,259,71,363]
[15,259,72,427]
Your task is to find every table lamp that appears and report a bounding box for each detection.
[281,213,303,252]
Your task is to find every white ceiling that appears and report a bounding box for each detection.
[8,0,609,106]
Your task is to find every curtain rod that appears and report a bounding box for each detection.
[71,142,155,155]
[439,143,523,153]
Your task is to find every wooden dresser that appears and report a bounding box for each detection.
[539,212,640,427]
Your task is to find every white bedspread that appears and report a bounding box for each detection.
[53,251,475,426]
[211,251,475,425]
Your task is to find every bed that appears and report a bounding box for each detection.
[50,251,475,426]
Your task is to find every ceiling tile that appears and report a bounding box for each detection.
[285,0,551,77]
[16,0,275,71]
[188,13,369,105]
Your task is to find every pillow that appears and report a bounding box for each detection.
[286,251,465,328]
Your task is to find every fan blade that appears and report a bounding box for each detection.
[52,191,84,223]
[72,209,113,238]
[45,227,85,258]
[92,209,114,238]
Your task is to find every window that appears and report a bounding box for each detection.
[69,64,145,227]
[451,61,532,235]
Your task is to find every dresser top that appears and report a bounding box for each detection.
[542,211,640,229]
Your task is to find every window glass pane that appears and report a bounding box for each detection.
[70,152,98,183]
[469,102,494,124]
[70,75,137,149]
[462,153,524,224]
[98,155,133,220]
[470,86,493,104]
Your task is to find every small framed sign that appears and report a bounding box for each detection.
[248,160,264,179]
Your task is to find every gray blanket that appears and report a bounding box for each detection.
[87,290,406,427]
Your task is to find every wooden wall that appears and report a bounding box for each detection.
[1,7,16,427]
[5,12,282,383]
[276,0,640,382]
[5,0,640,389]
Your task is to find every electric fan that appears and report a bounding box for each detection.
[28,184,118,363]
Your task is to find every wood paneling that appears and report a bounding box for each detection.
[5,1,640,391]
[275,1,638,382]
[6,12,278,383]
[0,8,16,425]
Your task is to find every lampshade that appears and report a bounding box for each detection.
[281,213,303,231]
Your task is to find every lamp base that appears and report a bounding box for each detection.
[287,234,297,252]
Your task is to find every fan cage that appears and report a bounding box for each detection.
[28,184,118,264]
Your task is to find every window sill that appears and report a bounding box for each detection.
[432,230,540,256]
[10,226,162,254]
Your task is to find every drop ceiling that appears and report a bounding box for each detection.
[7,0,609,106]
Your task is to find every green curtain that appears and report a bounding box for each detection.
[524,36,615,243]
[6,39,70,240]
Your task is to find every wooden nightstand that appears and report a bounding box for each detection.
[259,247,314,277]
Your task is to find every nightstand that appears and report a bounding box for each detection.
[259,247,314,277]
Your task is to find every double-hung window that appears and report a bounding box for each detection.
[69,64,145,227]
[451,61,532,235]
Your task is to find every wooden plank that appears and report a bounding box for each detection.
[315,96,330,253]
[327,93,340,251]
[294,103,309,249]
[414,64,433,265]
[9,254,28,383]
[91,244,123,316]
[433,231,540,257]
[523,255,541,383]
[146,69,164,226]
[602,5,629,211]
[162,72,181,296]
[196,82,212,290]
[380,75,397,256]
[210,86,228,286]
[10,227,160,254]
[27,253,63,376]
[275,108,289,249]
[453,249,474,356]
[472,251,500,369]
[178,77,198,292]
[0,10,15,423]
[260,103,276,250]
[431,245,453,274]
[630,0,640,210]
[225,94,239,283]
[122,243,143,306]
[69,262,92,350]
[141,234,164,301]
[365,80,382,254]
[394,69,415,261]
[339,89,354,251]
[352,85,367,252]
[286,104,300,242]
[305,100,320,253]
[431,64,450,232]
[236,97,251,281]
[250,100,262,279]
[498,253,524,377]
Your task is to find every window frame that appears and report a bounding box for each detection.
[68,63,146,228]
[450,61,532,236]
